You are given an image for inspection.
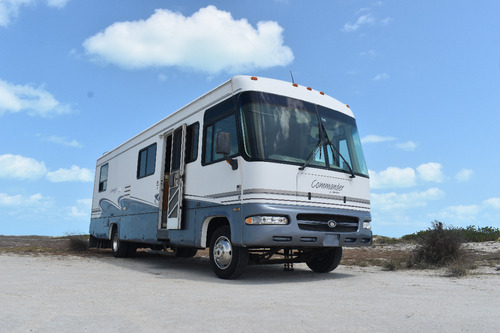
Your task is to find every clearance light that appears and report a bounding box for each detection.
[292,83,298,87]
[346,104,350,109]
[320,91,325,95]
[307,87,312,91]
[245,216,289,225]
[251,76,258,81]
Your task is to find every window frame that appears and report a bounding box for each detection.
[137,143,157,179]
[98,163,108,192]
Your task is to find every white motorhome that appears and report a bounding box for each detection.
[89,75,372,279]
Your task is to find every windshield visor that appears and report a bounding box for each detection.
[239,92,368,177]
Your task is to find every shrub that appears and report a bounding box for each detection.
[410,221,465,267]
[461,225,500,242]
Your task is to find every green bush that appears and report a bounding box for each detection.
[461,225,500,242]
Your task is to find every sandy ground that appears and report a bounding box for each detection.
[1,252,499,332]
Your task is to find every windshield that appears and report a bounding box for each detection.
[239,92,368,177]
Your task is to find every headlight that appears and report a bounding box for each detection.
[245,216,289,225]
[363,222,372,230]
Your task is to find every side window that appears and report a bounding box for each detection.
[185,122,199,164]
[98,163,108,192]
[202,99,237,165]
[137,143,157,178]
[204,115,237,164]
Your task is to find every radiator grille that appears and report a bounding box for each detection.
[297,214,359,232]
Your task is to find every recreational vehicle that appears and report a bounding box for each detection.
[89,76,372,279]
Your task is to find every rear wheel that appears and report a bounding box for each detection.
[306,247,343,273]
[209,226,248,279]
[111,228,129,258]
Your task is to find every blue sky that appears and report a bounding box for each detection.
[1,0,499,237]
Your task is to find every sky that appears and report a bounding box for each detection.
[0,0,499,237]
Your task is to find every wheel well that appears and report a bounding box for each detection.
[202,216,230,248]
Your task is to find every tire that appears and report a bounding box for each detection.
[175,247,198,258]
[209,226,248,279]
[111,228,129,258]
[306,247,343,273]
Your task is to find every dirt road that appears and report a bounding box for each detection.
[1,253,498,332]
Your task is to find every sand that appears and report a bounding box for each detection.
[1,252,498,332]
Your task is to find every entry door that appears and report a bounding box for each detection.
[167,124,186,229]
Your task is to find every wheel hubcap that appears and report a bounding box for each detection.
[213,236,232,269]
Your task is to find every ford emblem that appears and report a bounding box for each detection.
[327,220,337,228]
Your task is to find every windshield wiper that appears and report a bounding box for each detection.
[320,122,356,178]
[299,138,323,170]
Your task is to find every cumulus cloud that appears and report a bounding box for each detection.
[0,0,69,27]
[0,79,72,117]
[369,167,416,189]
[416,162,444,183]
[83,6,294,73]
[455,168,473,182]
[0,154,92,182]
[0,154,47,180]
[371,187,445,211]
[67,198,92,219]
[0,192,48,207]
[46,165,93,183]
[483,197,500,209]
[370,162,444,189]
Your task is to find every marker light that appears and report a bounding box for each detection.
[307,87,312,91]
[320,91,325,95]
[292,83,298,87]
[245,216,289,225]
[251,76,258,81]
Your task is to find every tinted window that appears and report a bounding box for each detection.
[137,143,157,178]
[185,123,199,164]
[98,163,108,192]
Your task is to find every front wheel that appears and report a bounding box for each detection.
[306,247,343,273]
[209,226,248,279]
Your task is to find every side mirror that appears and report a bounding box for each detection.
[216,132,231,156]
[215,132,238,170]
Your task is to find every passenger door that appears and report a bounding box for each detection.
[159,124,186,230]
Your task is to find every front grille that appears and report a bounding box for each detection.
[297,214,359,232]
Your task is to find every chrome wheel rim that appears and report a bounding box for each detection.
[213,236,232,269]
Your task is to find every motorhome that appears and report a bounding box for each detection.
[89,75,372,279]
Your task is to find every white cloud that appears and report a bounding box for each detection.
[369,167,416,189]
[67,198,92,219]
[0,154,92,183]
[342,12,391,33]
[0,0,69,27]
[361,134,396,144]
[83,6,293,74]
[373,73,389,81]
[434,204,481,222]
[42,135,83,148]
[416,162,444,183]
[0,79,72,117]
[0,154,47,180]
[396,141,417,151]
[46,165,93,183]
[0,192,48,207]
[455,168,473,182]
[371,187,445,211]
[483,197,500,209]
[342,14,375,32]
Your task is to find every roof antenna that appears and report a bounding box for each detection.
[290,71,295,84]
